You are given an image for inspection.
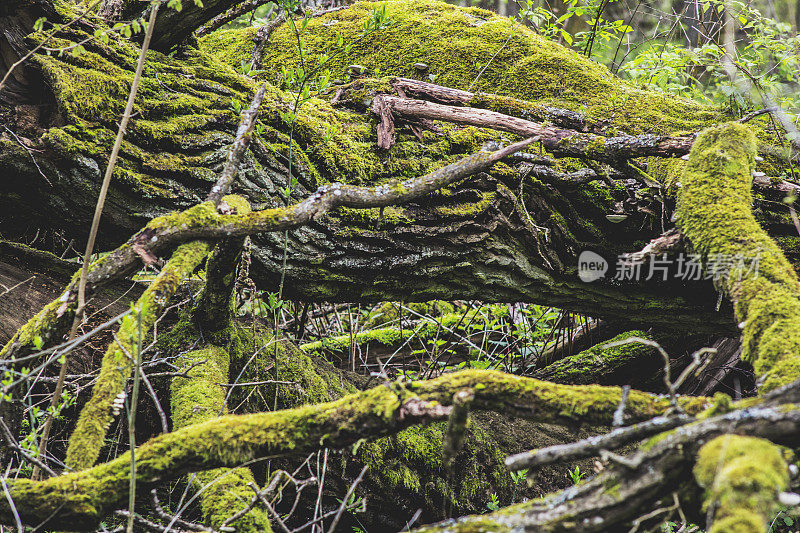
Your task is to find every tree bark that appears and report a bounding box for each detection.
[0,0,766,334]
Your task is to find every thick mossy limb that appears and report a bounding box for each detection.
[693,435,789,533]
[1,369,706,529]
[170,346,272,532]
[676,123,800,392]
[65,240,211,471]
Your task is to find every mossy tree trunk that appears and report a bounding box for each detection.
[1,0,797,333]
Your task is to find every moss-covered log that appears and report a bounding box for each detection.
[170,345,273,532]
[65,240,211,470]
[676,123,800,392]
[1,0,796,335]
[303,322,663,388]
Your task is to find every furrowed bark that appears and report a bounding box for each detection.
[0,139,538,368]
[3,0,795,336]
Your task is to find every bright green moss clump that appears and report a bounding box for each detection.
[676,123,800,392]
[205,0,723,135]
[694,435,788,533]
[171,346,272,532]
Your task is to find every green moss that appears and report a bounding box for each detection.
[170,346,272,532]
[29,23,255,204]
[698,392,735,419]
[65,240,211,471]
[676,123,800,392]
[1,367,708,529]
[694,435,788,533]
[354,420,513,518]
[300,304,512,358]
[246,0,721,135]
[535,330,659,385]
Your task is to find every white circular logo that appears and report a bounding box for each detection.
[578,251,608,282]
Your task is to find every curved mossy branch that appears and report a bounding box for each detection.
[676,123,800,393]
[0,369,707,529]
[65,240,211,471]
[202,323,523,527]
[170,346,273,532]
[402,370,708,421]
[694,435,789,533]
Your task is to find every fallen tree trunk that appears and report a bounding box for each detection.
[3,2,800,532]
[0,0,796,334]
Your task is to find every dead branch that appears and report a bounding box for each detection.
[373,94,696,162]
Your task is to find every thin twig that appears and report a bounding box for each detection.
[31,2,160,479]
[207,84,267,206]
[326,465,368,533]
[505,414,693,470]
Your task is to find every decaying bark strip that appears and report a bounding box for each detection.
[389,76,604,133]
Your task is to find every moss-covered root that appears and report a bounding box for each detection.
[65,240,211,471]
[534,330,660,386]
[694,435,789,533]
[171,346,272,532]
[676,123,800,393]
